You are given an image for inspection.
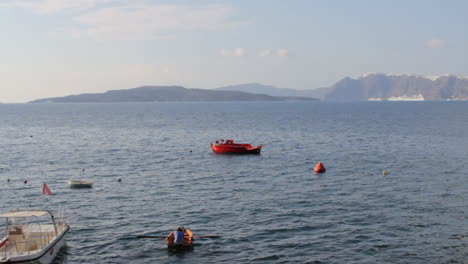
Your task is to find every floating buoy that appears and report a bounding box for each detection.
[24,180,28,184]
[382,171,388,175]
[117,178,122,183]
[189,150,192,152]
[7,178,10,182]
[314,162,326,173]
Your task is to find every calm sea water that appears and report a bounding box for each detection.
[0,102,467,264]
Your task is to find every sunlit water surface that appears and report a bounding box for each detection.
[0,102,466,264]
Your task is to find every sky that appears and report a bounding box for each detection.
[1,0,468,103]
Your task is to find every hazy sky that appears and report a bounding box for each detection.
[1,0,468,103]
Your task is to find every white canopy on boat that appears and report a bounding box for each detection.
[0,210,50,218]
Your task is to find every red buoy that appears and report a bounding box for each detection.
[314,162,326,173]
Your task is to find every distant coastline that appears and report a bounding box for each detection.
[29,86,318,103]
[28,73,468,103]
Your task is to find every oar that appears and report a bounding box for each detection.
[136,235,220,239]
[136,235,168,239]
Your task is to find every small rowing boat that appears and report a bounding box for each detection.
[67,180,93,188]
[166,228,194,251]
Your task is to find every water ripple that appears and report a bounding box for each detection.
[0,102,467,263]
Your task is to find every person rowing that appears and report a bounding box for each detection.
[174,227,185,244]
[166,226,190,245]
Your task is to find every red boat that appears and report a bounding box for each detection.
[166,228,194,251]
[211,139,262,154]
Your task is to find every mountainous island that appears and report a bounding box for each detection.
[29,73,468,103]
[215,83,328,99]
[322,73,468,101]
[219,74,468,101]
[29,86,318,103]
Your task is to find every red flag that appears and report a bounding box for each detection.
[42,183,52,195]
[0,238,8,249]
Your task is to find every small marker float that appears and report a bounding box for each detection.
[382,171,388,175]
[314,162,326,173]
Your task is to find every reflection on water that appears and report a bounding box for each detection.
[51,245,69,264]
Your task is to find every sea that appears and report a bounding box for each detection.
[0,101,466,264]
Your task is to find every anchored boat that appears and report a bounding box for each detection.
[68,168,93,188]
[211,139,262,154]
[0,210,69,264]
[67,180,93,188]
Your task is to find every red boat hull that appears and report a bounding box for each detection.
[211,139,262,154]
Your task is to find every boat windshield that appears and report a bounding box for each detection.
[0,211,49,218]
[0,210,67,259]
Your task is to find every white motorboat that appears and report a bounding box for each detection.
[67,180,93,188]
[0,210,69,264]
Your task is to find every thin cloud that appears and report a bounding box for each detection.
[162,67,170,74]
[71,4,243,40]
[223,48,291,58]
[426,38,445,49]
[276,49,289,58]
[233,48,245,57]
[220,48,246,57]
[220,49,232,56]
[11,1,248,40]
[13,0,111,14]
[258,48,291,58]
[258,49,272,57]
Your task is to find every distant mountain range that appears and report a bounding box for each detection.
[217,75,468,101]
[215,83,328,99]
[322,73,468,101]
[28,73,468,103]
[29,86,318,103]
